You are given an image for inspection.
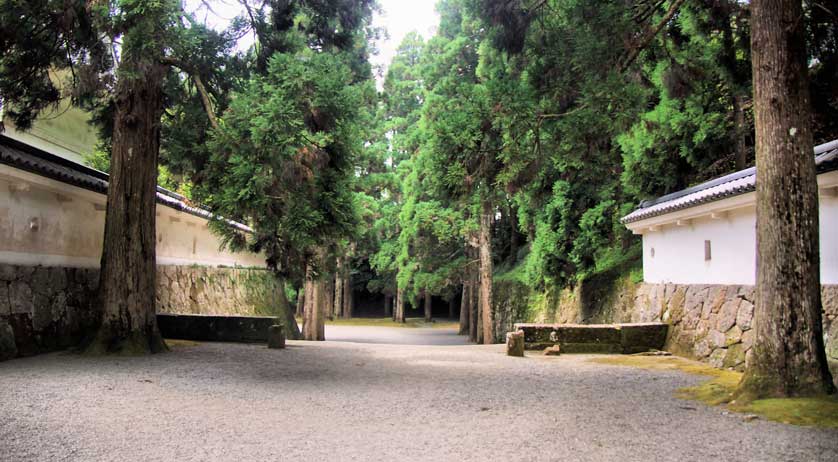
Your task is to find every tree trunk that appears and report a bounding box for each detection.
[342,271,353,319]
[395,287,406,323]
[720,0,750,171]
[736,0,835,399]
[302,255,327,341]
[459,281,470,335]
[87,59,168,354]
[476,285,483,344]
[384,294,393,318]
[509,203,519,262]
[448,298,455,320]
[733,93,749,170]
[478,200,494,344]
[275,275,301,340]
[469,254,479,343]
[333,268,343,319]
[296,287,305,318]
[325,274,335,321]
[424,291,433,323]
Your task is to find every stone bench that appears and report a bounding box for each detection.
[157,313,281,343]
[512,322,668,354]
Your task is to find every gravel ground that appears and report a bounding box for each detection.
[1,326,837,462]
[324,324,469,345]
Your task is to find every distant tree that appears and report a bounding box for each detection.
[735,0,835,400]
[160,0,376,340]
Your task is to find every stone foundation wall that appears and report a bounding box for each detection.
[0,263,283,361]
[0,265,100,360]
[156,266,283,316]
[631,283,838,377]
[495,275,837,381]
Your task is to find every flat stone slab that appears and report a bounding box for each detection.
[157,313,279,343]
[512,322,667,354]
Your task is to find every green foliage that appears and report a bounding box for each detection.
[83,145,193,197]
[365,0,836,302]
[197,51,365,276]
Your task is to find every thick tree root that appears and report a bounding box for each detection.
[84,325,169,356]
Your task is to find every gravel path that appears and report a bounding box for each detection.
[324,324,469,345]
[1,326,836,462]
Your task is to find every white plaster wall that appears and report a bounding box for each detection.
[0,164,265,268]
[820,193,838,284]
[642,206,757,284]
[640,185,838,285]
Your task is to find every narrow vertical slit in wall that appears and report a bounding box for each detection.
[704,240,712,261]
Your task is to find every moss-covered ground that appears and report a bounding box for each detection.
[294,317,459,329]
[590,355,838,428]
[164,339,202,349]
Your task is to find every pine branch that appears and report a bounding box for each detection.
[619,0,687,73]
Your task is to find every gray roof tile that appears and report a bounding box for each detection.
[621,139,838,224]
[0,134,252,232]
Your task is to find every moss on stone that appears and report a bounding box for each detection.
[84,325,169,356]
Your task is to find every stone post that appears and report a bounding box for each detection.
[506,330,524,357]
[268,324,285,349]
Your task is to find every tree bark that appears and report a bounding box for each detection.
[478,200,495,344]
[343,271,353,319]
[733,93,749,170]
[325,273,335,321]
[459,280,470,335]
[476,284,483,344]
[302,254,327,341]
[333,267,343,319]
[448,298,455,320]
[275,275,301,340]
[395,287,406,323]
[509,202,519,262]
[736,0,835,399]
[296,287,305,318]
[424,291,433,322]
[87,59,168,354]
[469,251,479,343]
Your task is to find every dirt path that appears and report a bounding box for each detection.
[0,328,836,461]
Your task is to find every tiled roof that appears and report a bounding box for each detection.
[0,134,252,233]
[621,139,838,224]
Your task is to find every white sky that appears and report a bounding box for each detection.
[370,0,439,81]
[184,0,440,85]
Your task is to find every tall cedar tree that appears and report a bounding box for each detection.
[0,0,231,353]
[735,0,835,399]
[168,1,376,341]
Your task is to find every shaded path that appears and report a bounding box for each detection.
[1,328,836,461]
[324,324,469,345]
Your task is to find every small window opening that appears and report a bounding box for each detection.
[650,247,655,258]
[704,240,712,261]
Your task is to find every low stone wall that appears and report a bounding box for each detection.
[0,265,100,360]
[157,313,278,343]
[514,322,667,353]
[0,263,287,360]
[157,266,283,316]
[632,283,838,375]
[494,275,837,381]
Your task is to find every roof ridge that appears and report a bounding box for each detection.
[0,134,253,233]
[623,138,838,224]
